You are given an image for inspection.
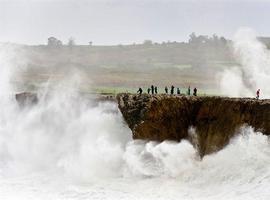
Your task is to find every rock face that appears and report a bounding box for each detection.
[117,93,270,157]
[15,92,38,106]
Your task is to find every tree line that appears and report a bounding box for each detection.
[47,33,229,47]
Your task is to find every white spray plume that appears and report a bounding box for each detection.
[0,43,270,199]
[0,44,131,181]
[220,28,270,98]
[0,44,15,97]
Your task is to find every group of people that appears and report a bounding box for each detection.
[137,85,198,96]
[138,87,262,99]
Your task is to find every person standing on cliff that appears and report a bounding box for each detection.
[137,87,143,95]
[177,88,180,95]
[165,86,168,94]
[147,88,151,94]
[151,85,154,94]
[187,86,191,95]
[155,86,158,94]
[171,85,174,95]
[256,89,260,99]
[193,87,197,96]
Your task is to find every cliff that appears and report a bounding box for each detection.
[15,92,38,107]
[117,93,270,157]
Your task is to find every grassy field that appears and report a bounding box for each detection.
[93,86,218,95]
[10,42,237,96]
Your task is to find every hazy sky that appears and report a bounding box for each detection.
[1,0,270,45]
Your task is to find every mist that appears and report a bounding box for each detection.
[219,28,270,98]
[1,0,270,199]
[0,40,270,199]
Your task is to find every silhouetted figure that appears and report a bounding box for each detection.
[256,89,260,99]
[177,88,180,95]
[187,86,191,95]
[155,86,158,94]
[137,87,143,95]
[193,87,197,96]
[147,88,151,94]
[151,85,154,94]
[165,86,168,94]
[171,85,174,95]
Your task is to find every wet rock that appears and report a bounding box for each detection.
[117,93,270,157]
[15,92,38,106]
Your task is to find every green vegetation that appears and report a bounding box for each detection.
[11,33,270,95]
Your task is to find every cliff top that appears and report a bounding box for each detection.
[117,93,270,104]
[117,93,270,156]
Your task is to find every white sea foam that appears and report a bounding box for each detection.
[0,35,269,200]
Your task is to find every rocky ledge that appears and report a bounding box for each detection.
[117,93,270,157]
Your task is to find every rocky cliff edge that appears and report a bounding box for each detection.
[117,93,270,157]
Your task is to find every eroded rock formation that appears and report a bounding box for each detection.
[117,93,270,157]
[15,92,38,106]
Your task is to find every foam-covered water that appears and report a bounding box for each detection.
[0,31,270,200]
[0,89,269,200]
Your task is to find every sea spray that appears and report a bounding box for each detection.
[0,43,269,200]
[219,28,270,98]
[0,91,132,180]
[1,115,269,199]
[123,140,198,178]
[0,43,131,180]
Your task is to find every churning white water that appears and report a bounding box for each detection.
[0,88,269,200]
[0,33,270,199]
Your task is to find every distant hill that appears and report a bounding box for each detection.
[6,34,269,93]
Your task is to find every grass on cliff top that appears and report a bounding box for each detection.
[93,86,219,96]
[14,80,219,97]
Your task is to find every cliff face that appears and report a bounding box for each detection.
[15,92,38,107]
[117,93,270,156]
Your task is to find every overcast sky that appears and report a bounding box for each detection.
[1,0,270,45]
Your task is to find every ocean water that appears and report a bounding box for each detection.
[0,91,269,200]
[0,28,270,199]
